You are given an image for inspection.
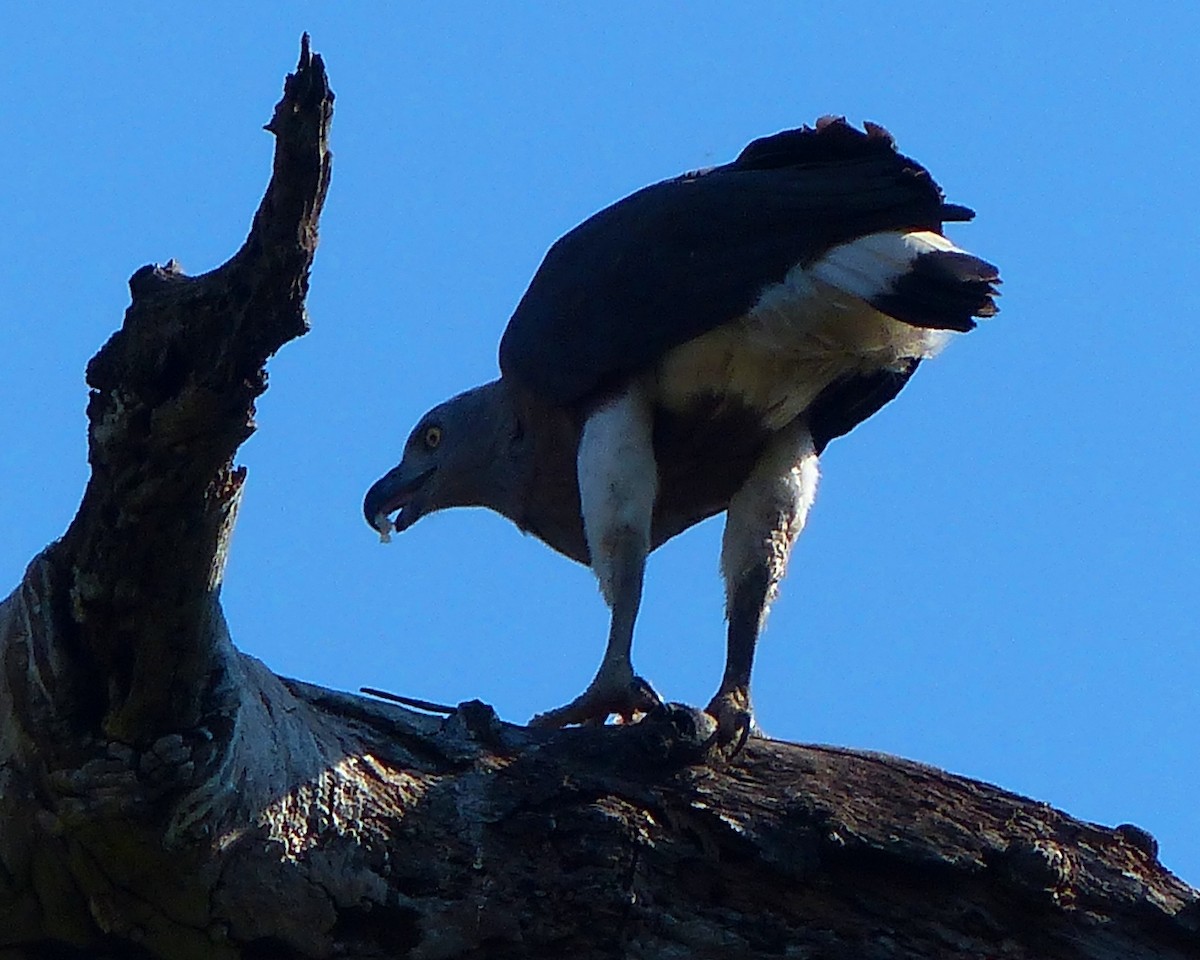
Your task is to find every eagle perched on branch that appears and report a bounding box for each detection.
[365,117,1000,749]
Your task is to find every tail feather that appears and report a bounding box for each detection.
[809,230,1000,332]
[871,249,1000,332]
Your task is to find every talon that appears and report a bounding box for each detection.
[530,673,662,728]
[704,688,755,757]
[628,675,664,716]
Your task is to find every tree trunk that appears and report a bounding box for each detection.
[0,38,1196,960]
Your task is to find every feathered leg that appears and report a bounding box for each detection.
[710,420,819,750]
[530,384,662,727]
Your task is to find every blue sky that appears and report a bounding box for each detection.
[3,6,1197,886]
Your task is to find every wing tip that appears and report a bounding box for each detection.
[941,202,976,223]
[734,119,983,232]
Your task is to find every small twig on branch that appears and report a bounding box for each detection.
[360,687,461,714]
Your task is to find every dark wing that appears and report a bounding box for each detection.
[807,359,922,456]
[499,119,977,406]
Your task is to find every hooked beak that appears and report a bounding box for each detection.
[363,464,436,541]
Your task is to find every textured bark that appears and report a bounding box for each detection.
[0,38,1197,960]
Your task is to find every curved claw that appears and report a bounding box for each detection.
[704,688,756,758]
[530,674,663,728]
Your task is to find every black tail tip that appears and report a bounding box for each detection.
[870,251,1001,333]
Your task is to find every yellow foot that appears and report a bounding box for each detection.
[530,673,662,728]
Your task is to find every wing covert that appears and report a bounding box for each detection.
[499,119,975,405]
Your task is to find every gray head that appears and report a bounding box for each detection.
[363,379,526,539]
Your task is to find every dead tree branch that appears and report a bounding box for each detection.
[0,37,1196,960]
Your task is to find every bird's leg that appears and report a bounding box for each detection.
[710,422,819,750]
[714,560,771,745]
[531,529,660,728]
[530,385,662,728]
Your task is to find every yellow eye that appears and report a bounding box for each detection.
[423,425,442,450]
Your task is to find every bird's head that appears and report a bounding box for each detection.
[363,379,523,541]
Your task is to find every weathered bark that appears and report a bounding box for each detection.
[0,37,1197,960]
